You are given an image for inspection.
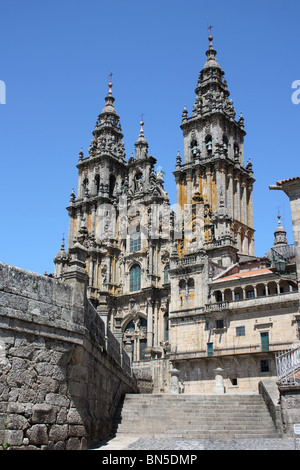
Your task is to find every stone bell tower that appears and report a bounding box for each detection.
[55,80,127,305]
[174,34,255,267]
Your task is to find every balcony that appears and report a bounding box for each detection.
[208,286,298,313]
[170,340,296,362]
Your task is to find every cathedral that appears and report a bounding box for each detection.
[53,35,299,394]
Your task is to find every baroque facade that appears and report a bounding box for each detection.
[54,35,299,393]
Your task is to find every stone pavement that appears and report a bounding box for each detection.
[95,436,296,451]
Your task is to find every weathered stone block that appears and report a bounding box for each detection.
[65,437,81,450]
[5,429,23,446]
[68,424,88,437]
[49,424,68,441]
[66,408,85,425]
[32,404,57,424]
[45,393,69,408]
[27,424,48,445]
[52,441,66,450]
[6,414,28,430]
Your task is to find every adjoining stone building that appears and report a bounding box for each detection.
[53,35,300,394]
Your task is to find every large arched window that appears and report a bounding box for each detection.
[130,264,141,291]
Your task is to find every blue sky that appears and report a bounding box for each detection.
[0,0,299,275]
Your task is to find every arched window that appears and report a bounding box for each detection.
[109,175,116,197]
[190,139,198,156]
[130,264,141,291]
[164,312,169,341]
[95,174,100,194]
[234,143,239,158]
[164,265,170,284]
[223,136,228,152]
[205,135,212,153]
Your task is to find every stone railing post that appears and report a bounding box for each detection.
[62,241,89,324]
[214,367,225,394]
[170,367,180,394]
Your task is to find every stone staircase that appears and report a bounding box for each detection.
[111,394,280,439]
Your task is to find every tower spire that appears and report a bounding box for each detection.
[86,77,126,161]
[135,116,149,159]
[204,29,220,69]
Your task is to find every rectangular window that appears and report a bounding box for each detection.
[234,292,240,300]
[164,266,169,284]
[236,326,245,337]
[246,290,255,298]
[261,332,269,352]
[130,233,141,252]
[207,342,213,357]
[260,360,269,372]
[216,319,224,329]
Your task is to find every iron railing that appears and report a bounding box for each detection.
[275,346,300,385]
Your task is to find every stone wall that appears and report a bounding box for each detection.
[0,262,138,450]
[278,384,300,437]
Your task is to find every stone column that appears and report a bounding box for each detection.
[91,204,96,234]
[227,168,234,219]
[234,175,241,222]
[247,182,254,228]
[206,166,212,209]
[67,208,75,250]
[241,179,247,226]
[146,301,154,351]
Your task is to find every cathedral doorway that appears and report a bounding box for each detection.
[123,316,147,362]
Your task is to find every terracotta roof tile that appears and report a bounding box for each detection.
[277,177,300,184]
[213,268,272,282]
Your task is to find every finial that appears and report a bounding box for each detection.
[238,112,245,129]
[204,24,219,69]
[139,114,145,136]
[70,188,76,203]
[79,147,84,160]
[108,72,113,93]
[208,24,213,43]
[61,234,65,251]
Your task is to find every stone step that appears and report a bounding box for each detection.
[113,429,279,439]
[112,393,280,439]
[119,409,272,417]
[113,422,277,433]
[120,405,269,413]
[123,394,263,402]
